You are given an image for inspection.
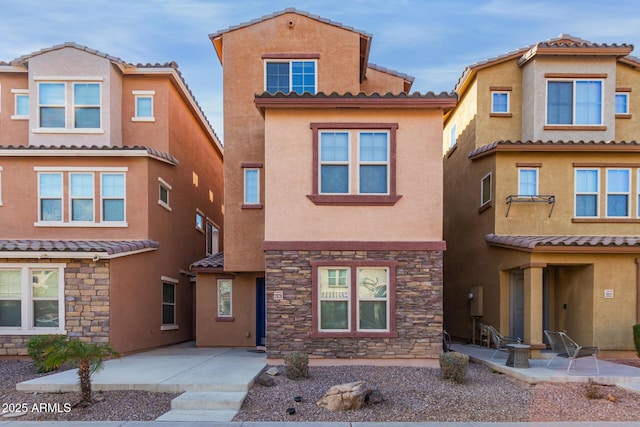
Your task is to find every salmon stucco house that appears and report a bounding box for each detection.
[192,9,455,361]
[0,43,223,355]
[443,34,640,357]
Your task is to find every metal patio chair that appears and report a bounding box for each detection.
[486,325,521,359]
[544,330,599,375]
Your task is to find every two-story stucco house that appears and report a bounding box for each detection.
[443,34,640,357]
[0,43,224,355]
[193,9,455,361]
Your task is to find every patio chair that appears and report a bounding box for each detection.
[544,330,599,375]
[486,325,521,359]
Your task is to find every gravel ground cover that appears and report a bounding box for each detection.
[2,357,640,422]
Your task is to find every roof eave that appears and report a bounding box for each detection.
[254,95,457,111]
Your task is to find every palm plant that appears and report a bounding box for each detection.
[43,339,119,407]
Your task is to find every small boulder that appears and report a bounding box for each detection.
[316,381,370,411]
[256,372,275,387]
[266,366,280,376]
[365,389,383,404]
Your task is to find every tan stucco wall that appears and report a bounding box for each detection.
[361,68,407,94]
[27,47,123,147]
[521,56,617,141]
[444,77,477,154]
[121,76,170,153]
[263,108,444,242]
[615,63,640,140]
[195,272,259,347]
[220,12,380,271]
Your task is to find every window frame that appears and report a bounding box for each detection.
[311,260,398,338]
[243,168,261,206]
[574,168,600,218]
[158,177,172,211]
[216,279,233,320]
[518,168,539,196]
[480,172,492,207]
[11,89,29,120]
[38,82,66,129]
[615,92,630,115]
[546,79,603,126]
[160,277,178,330]
[357,131,391,195]
[605,168,631,218]
[308,123,401,206]
[491,91,510,114]
[132,90,155,122]
[69,172,95,223]
[100,172,126,223]
[0,264,66,335]
[264,59,317,94]
[38,172,64,223]
[72,82,101,129]
[195,210,204,232]
[449,123,457,149]
[205,220,219,255]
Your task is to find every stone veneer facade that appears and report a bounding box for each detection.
[265,249,443,359]
[0,258,110,356]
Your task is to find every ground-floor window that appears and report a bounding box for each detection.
[0,264,65,334]
[217,279,232,319]
[312,261,397,337]
[161,277,178,330]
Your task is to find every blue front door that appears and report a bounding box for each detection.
[256,277,266,346]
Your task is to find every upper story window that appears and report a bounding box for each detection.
[575,169,599,217]
[547,80,602,125]
[244,169,260,205]
[606,169,630,217]
[12,89,29,119]
[36,168,126,226]
[491,91,510,113]
[158,177,171,211]
[615,92,630,115]
[265,60,316,94]
[132,90,155,122]
[449,123,457,149]
[195,210,204,231]
[206,220,219,255]
[37,81,102,131]
[481,172,492,207]
[0,166,3,206]
[518,168,539,196]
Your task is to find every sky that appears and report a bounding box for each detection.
[2,0,640,143]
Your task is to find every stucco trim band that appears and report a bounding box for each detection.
[262,241,446,251]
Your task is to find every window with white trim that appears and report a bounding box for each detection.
[0,166,4,206]
[132,90,155,121]
[606,169,630,217]
[547,80,602,125]
[217,280,232,318]
[265,60,316,94]
[481,172,492,206]
[518,168,538,196]
[38,82,101,130]
[0,264,65,334]
[575,169,599,217]
[206,220,219,255]
[615,92,629,115]
[36,169,126,225]
[161,280,177,328]
[244,169,260,204]
[449,123,457,149]
[491,91,510,113]
[195,210,204,231]
[158,177,171,211]
[12,89,29,119]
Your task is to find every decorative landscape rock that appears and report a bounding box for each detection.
[316,381,371,411]
[256,373,275,387]
[266,367,280,376]
[365,389,383,404]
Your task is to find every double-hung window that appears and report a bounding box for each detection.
[265,60,316,94]
[359,132,389,194]
[547,80,602,125]
[518,168,538,196]
[313,262,396,337]
[606,169,630,217]
[217,280,232,318]
[244,169,260,205]
[161,277,178,329]
[319,132,350,194]
[206,221,219,255]
[38,173,63,222]
[70,173,94,222]
[481,172,492,206]
[37,81,101,130]
[575,169,599,217]
[0,265,65,334]
[101,173,125,222]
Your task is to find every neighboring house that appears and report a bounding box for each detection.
[0,43,224,355]
[194,8,455,360]
[443,34,640,356]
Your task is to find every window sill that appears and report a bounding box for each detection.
[11,115,28,120]
[616,114,632,119]
[490,112,512,118]
[215,316,235,322]
[307,194,402,206]
[32,128,105,134]
[446,143,458,158]
[131,117,156,122]
[242,204,264,209]
[543,125,607,131]
[158,201,172,211]
[161,324,179,331]
[0,328,67,336]
[311,330,398,338]
[478,200,492,213]
[572,217,640,223]
[34,221,128,227]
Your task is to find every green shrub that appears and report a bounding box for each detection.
[26,335,67,373]
[284,351,309,380]
[633,324,640,357]
[439,351,469,383]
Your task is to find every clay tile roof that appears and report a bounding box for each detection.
[468,140,640,159]
[0,239,159,255]
[208,8,371,39]
[10,42,129,67]
[485,234,640,250]
[0,144,179,165]
[367,63,415,83]
[256,91,455,99]
[190,252,224,271]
